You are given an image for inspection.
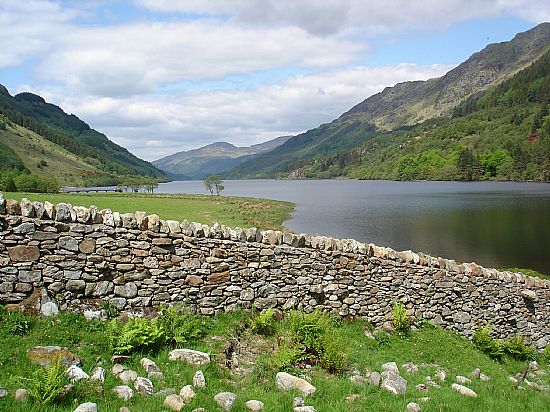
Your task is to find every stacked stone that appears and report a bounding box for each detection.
[0,196,548,348]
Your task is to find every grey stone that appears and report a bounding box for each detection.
[381,370,407,395]
[293,397,305,407]
[456,375,471,385]
[164,394,185,411]
[14,388,27,401]
[14,222,35,234]
[193,370,206,388]
[44,201,55,219]
[66,365,89,382]
[55,203,73,221]
[134,376,154,396]
[407,402,421,412]
[140,357,164,379]
[90,367,105,383]
[113,385,134,401]
[245,400,265,411]
[73,403,97,412]
[66,280,86,291]
[114,282,138,298]
[179,385,195,403]
[40,301,59,317]
[0,192,5,214]
[521,290,537,301]
[294,407,316,412]
[451,383,477,397]
[59,236,79,251]
[382,362,399,373]
[368,371,381,386]
[168,349,210,365]
[0,387,7,398]
[276,372,316,396]
[214,391,237,411]
[20,198,35,217]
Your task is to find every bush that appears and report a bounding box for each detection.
[250,308,277,336]
[23,355,68,404]
[157,305,206,345]
[392,301,410,332]
[14,173,59,193]
[473,324,536,361]
[473,324,504,360]
[107,317,165,354]
[502,335,536,361]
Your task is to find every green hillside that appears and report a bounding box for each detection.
[0,85,165,180]
[227,23,550,180]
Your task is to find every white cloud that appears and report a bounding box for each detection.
[34,63,450,161]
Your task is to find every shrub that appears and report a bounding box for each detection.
[473,323,504,360]
[107,317,165,354]
[502,335,536,361]
[157,305,206,345]
[250,308,277,336]
[392,301,410,332]
[23,356,68,404]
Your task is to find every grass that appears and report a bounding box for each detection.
[3,192,294,231]
[0,310,548,412]
[503,268,550,280]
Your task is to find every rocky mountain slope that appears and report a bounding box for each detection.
[154,136,290,179]
[227,23,550,179]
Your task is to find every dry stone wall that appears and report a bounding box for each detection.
[0,195,549,348]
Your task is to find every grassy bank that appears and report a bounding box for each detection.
[0,308,548,412]
[3,192,294,231]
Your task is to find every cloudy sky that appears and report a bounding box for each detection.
[1,1,550,161]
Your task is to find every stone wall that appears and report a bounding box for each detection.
[0,195,548,348]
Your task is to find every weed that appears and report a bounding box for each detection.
[22,355,68,404]
[0,308,34,336]
[392,301,410,332]
[107,317,165,354]
[157,305,207,345]
[502,335,537,361]
[250,308,277,336]
[100,300,120,319]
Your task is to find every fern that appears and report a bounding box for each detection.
[23,356,68,404]
[392,301,410,332]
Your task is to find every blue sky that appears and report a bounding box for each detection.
[1,1,549,160]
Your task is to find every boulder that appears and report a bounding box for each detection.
[134,377,154,396]
[179,385,195,403]
[193,370,206,388]
[451,383,477,397]
[382,362,399,373]
[275,372,316,396]
[368,371,381,386]
[118,369,138,384]
[14,388,27,401]
[113,385,134,401]
[40,301,59,317]
[140,357,164,379]
[20,198,35,217]
[44,201,56,219]
[214,391,237,411]
[407,402,421,412]
[168,349,210,365]
[90,367,106,383]
[164,394,185,411]
[6,199,21,215]
[456,375,471,385]
[27,346,80,367]
[66,365,90,382]
[73,403,97,412]
[380,370,407,395]
[245,400,265,411]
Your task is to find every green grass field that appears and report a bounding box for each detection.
[3,192,294,231]
[0,310,548,412]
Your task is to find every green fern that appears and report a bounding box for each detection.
[23,356,68,404]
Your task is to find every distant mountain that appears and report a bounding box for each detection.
[0,85,165,181]
[153,136,291,179]
[227,23,550,179]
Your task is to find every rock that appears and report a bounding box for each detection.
[529,361,539,371]
[407,402,421,412]
[0,387,7,398]
[456,375,471,385]
[140,357,164,379]
[112,364,126,375]
[214,391,237,411]
[8,245,40,262]
[415,383,428,392]
[451,383,477,397]
[20,198,34,217]
[66,365,90,382]
[59,236,79,252]
[27,346,80,367]
[402,363,418,374]
[168,349,211,365]
[6,198,21,215]
[40,301,59,317]
[135,376,154,396]
[382,362,399,373]
[380,370,407,395]
[90,367,106,383]
[164,394,185,411]
[364,329,375,339]
[479,373,490,381]
[521,290,537,301]
[155,388,176,398]
[118,369,138,384]
[113,385,134,401]
[73,403,97,412]
[193,370,206,388]
[294,407,316,412]
[179,385,196,403]
[508,376,518,384]
[120,408,131,412]
[350,374,366,385]
[0,192,5,213]
[44,201,56,219]
[426,377,440,388]
[245,400,265,411]
[469,368,481,379]
[293,397,305,407]
[435,370,446,381]
[368,371,381,386]
[14,388,27,401]
[276,372,316,396]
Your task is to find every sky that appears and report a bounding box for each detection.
[1,1,550,161]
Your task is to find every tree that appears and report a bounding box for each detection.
[204,175,224,196]
[143,177,159,194]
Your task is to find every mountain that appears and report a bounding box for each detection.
[227,23,550,179]
[153,136,291,179]
[0,85,165,182]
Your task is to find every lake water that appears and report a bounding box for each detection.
[158,179,550,274]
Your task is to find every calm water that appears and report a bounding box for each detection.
[158,180,550,274]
